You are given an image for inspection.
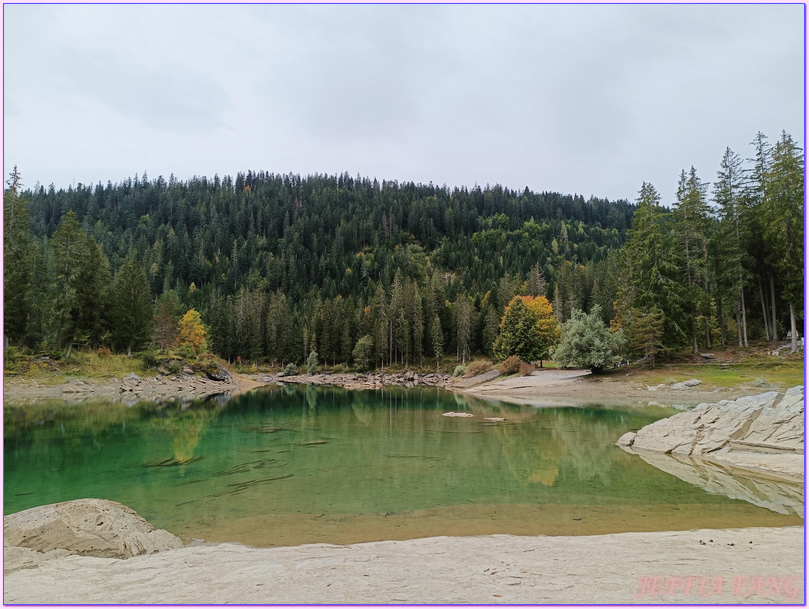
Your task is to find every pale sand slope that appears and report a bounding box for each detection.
[4,527,804,604]
[462,369,763,408]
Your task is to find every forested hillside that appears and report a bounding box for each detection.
[4,130,803,369]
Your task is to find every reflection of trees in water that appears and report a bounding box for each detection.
[152,406,219,470]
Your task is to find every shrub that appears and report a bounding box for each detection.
[331,363,349,374]
[553,305,625,373]
[175,344,197,360]
[453,364,467,377]
[284,362,298,376]
[141,351,159,369]
[519,362,536,376]
[464,359,492,378]
[352,335,374,371]
[4,346,24,366]
[96,347,112,358]
[306,351,319,375]
[498,355,521,376]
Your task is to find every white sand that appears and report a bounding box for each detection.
[4,527,804,604]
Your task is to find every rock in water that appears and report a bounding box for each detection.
[3,498,182,559]
[617,386,804,480]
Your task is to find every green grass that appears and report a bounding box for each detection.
[605,355,804,390]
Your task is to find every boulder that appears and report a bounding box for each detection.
[3,498,182,559]
[207,364,233,382]
[618,387,804,480]
[671,378,701,389]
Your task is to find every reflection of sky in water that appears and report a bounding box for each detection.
[4,386,802,537]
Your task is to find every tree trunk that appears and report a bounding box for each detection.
[691,313,698,354]
[127,343,132,358]
[769,274,778,341]
[736,308,743,347]
[66,341,73,359]
[758,276,770,341]
[717,299,726,347]
[740,286,748,347]
[789,303,798,353]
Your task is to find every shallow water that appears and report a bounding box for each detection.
[4,385,802,546]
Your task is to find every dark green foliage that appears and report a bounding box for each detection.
[4,134,801,365]
[3,168,37,347]
[112,254,154,356]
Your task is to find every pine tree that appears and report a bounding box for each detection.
[430,314,444,370]
[762,132,804,352]
[3,167,36,347]
[673,167,712,353]
[51,210,87,356]
[713,147,749,347]
[617,182,685,347]
[154,290,182,351]
[75,236,112,349]
[454,293,474,364]
[623,307,665,367]
[112,253,153,357]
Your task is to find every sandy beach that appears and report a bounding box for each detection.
[4,526,804,604]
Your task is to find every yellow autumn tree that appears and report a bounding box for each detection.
[522,295,560,367]
[177,309,207,354]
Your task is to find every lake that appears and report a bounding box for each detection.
[4,385,802,547]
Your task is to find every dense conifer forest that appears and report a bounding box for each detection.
[3,130,803,369]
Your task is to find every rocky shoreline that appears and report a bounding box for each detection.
[258,370,454,390]
[3,365,258,406]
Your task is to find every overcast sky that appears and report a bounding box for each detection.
[3,4,804,205]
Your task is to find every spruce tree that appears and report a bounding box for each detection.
[51,210,87,356]
[762,132,804,352]
[112,254,153,356]
[3,167,36,347]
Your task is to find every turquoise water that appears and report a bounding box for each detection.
[4,385,801,546]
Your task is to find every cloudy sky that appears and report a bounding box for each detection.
[3,4,804,205]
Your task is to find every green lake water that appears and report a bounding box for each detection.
[4,385,802,546]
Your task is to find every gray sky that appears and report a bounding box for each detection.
[3,4,804,206]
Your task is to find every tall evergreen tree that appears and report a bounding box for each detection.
[112,253,153,356]
[617,182,685,347]
[3,167,36,347]
[673,167,712,353]
[761,131,804,352]
[51,210,87,356]
[713,147,749,347]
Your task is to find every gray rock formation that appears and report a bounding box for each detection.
[617,386,804,481]
[4,498,182,559]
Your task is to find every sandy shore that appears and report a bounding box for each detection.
[460,368,758,408]
[4,527,804,604]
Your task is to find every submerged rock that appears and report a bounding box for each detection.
[4,498,182,559]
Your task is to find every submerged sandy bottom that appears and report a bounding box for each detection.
[5,526,804,604]
[176,502,802,548]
